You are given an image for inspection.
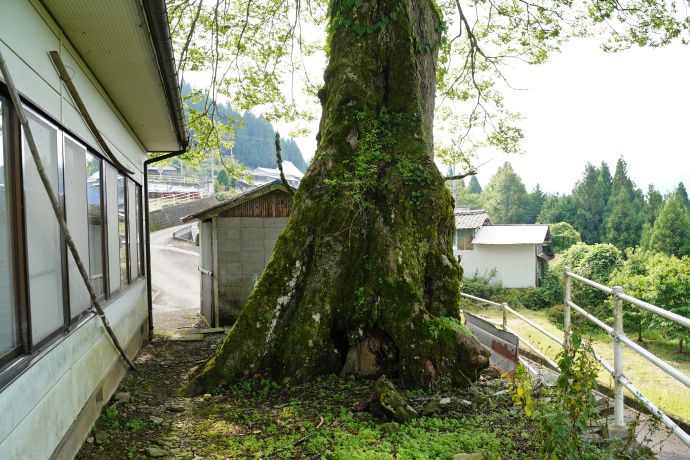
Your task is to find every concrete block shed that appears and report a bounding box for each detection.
[184,180,294,326]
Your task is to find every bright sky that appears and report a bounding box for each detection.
[286,38,689,196]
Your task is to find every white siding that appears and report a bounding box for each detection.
[0,0,150,457]
[456,244,538,288]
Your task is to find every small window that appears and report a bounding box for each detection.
[136,185,143,277]
[118,173,128,288]
[106,164,120,295]
[127,179,138,281]
[86,153,104,299]
[0,98,18,360]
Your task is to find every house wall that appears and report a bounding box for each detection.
[213,217,288,325]
[455,244,538,288]
[0,1,150,458]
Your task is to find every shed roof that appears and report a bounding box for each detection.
[40,0,187,152]
[454,209,493,229]
[182,180,295,222]
[472,225,551,245]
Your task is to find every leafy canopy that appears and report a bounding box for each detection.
[166,0,689,171]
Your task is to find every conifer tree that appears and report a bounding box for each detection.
[467,176,482,195]
[482,162,529,224]
[649,193,690,258]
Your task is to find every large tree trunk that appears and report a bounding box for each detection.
[181,0,489,394]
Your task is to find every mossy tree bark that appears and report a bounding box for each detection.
[182,0,489,394]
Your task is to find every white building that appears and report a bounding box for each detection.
[453,209,552,288]
[0,1,186,458]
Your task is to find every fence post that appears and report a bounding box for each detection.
[612,285,626,433]
[563,267,572,353]
[502,303,508,330]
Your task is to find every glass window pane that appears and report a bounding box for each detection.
[136,185,143,277]
[64,137,91,318]
[106,164,119,295]
[118,173,128,288]
[0,99,17,357]
[128,180,138,281]
[86,154,104,298]
[23,112,64,345]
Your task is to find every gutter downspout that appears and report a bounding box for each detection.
[144,151,186,340]
[142,0,189,340]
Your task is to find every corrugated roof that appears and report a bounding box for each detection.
[472,225,550,245]
[182,179,295,222]
[454,209,493,229]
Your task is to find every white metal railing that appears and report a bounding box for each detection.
[148,187,213,211]
[563,267,690,448]
[462,271,690,448]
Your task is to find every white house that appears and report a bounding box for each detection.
[0,1,186,458]
[454,213,552,288]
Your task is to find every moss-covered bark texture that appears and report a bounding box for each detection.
[182,0,489,394]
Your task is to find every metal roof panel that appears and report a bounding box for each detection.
[472,225,550,245]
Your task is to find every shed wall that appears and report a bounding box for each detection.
[213,216,288,325]
[455,244,537,288]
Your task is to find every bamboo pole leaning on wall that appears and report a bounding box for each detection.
[0,49,136,370]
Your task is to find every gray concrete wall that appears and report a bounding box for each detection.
[214,216,288,325]
[148,196,218,231]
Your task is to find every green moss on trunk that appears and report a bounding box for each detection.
[179,0,489,396]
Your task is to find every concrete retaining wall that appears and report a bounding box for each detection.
[148,196,218,231]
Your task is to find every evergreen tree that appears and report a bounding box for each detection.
[610,156,635,197]
[598,161,613,205]
[572,162,606,244]
[644,184,665,227]
[482,162,529,224]
[468,176,482,194]
[525,184,546,224]
[537,194,576,225]
[649,192,690,258]
[602,156,643,245]
[604,188,644,251]
[677,182,690,212]
[215,168,232,192]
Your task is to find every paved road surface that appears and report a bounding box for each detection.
[150,223,200,315]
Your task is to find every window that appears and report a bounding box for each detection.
[127,180,138,281]
[86,153,104,299]
[136,185,143,277]
[0,98,17,362]
[64,136,91,319]
[23,112,65,346]
[106,164,119,295]
[118,173,128,288]
[0,93,146,371]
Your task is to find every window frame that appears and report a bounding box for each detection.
[0,84,147,379]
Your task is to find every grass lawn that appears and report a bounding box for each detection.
[463,303,690,422]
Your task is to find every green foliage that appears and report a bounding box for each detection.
[99,405,120,429]
[649,191,690,258]
[525,183,546,224]
[571,162,607,244]
[552,243,623,317]
[482,162,529,224]
[537,193,576,226]
[214,168,232,192]
[609,250,690,350]
[549,222,581,254]
[467,176,482,195]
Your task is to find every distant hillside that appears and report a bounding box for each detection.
[181,82,308,172]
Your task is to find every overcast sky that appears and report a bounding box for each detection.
[284,38,689,197]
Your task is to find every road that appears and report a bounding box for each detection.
[150,223,200,312]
